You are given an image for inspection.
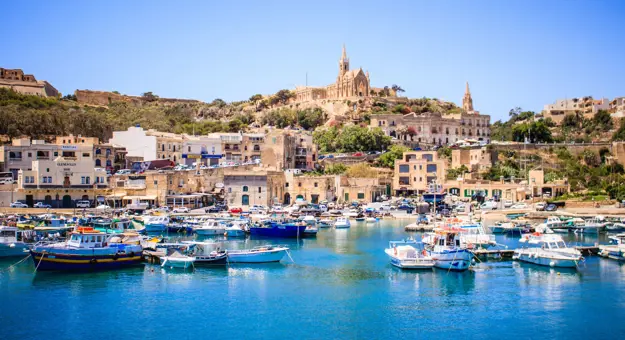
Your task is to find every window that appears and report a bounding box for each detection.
[95,148,101,155]
[46,168,50,173]
[188,146,191,152]
[28,152,32,158]
[258,187,262,193]
[357,193,365,199]
[81,176,86,184]
[426,164,437,173]
[243,186,248,192]
[285,183,289,187]
[314,182,318,187]
[106,160,112,167]
[105,149,111,157]
[298,182,302,187]
[95,159,101,167]
[399,165,409,173]
[83,153,90,157]
[54,151,58,157]
[228,187,232,193]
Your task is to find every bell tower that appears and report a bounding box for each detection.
[462,81,474,112]
[338,44,349,77]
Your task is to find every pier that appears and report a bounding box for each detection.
[472,246,599,260]
[404,223,436,232]
[143,250,165,264]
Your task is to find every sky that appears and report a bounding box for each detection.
[2,0,624,121]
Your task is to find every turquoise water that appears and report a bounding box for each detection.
[1,221,625,339]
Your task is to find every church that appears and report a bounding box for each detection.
[295,45,388,102]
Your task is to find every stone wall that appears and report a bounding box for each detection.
[75,90,202,107]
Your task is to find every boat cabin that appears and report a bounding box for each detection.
[0,226,22,243]
[68,228,109,248]
[522,233,567,249]
[433,230,462,248]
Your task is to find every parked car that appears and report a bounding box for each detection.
[33,202,52,208]
[229,207,243,214]
[545,204,558,212]
[454,204,466,213]
[10,202,29,208]
[116,169,132,175]
[352,152,364,157]
[379,203,392,211]
[511,202,528,209]
[480,201,498,210]
[503,200,513,208]
[173,207,190,213]
[249,205,267,213]
[75,200,91,208]
[397,204,415,211]
[535,202,547,211]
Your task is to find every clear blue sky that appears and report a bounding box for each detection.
[3,0,624,121]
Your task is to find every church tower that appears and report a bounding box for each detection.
[462,82,474,112]
[339,44,349,77]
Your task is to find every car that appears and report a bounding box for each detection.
[116,169,132,175]
[318,155,326,160]
[95,204,112,210]
[535,202,546,211]
[545,204,558,212]
[480,201,498,210]
[75,200,91,208]
[33,202,52,208]
[205,206,222,213]
[229,207,243,214]
[511,202,528,209]
[379,203,392,211]
[326,155,334,159]
[397,204,414,211]
[454,204,466,213]
[352,152,364,157]
[10,202,29,208]
[249,205,267,213]
[503,200,513,208]
[173,207,190,213]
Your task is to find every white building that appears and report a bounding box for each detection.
[109,125,158,161]
[182,136,223,166]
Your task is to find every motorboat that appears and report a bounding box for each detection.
[160,250,195,269]
[545,216,567,233]
[224,221,247,237]
[249,221,306,238]
[561,218,585,233]
[318,219,333,228]
[343,209,360,218]
[598,233,625,261]
[194,220,226,236]
[334,217,351,229]
[424,228,473,271]
[573,216,609,234]
[29,227,143,271]
[184,241,228,265]
[365,217,378,224]
[302,216,318,236]
[385,239,434,269]
[513,232,582,268]
[0,226,28,257]
[456,222,496,249]
[144,215,169,233]
[227,245,289,263]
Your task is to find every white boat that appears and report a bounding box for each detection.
[598,233,625,261]
[224,221,247,237]
[302,216,318,235]
[425,228,473,271]
[318,219,333,228]
[574,216,609,234]
[560,218,585,233]
[0,226,29,257]
[160,250,195,269]
[227,245,289,263]
[545,216,567,233]
[144,215,169,233]
[334,217,351,229]
[343,209,359,218]
[194,220,226,236]
[456,222,496,249]
[385,239,434,269]
[365,217,378,224]
[513,233,582,268]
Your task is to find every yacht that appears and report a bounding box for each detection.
[334,217,351,229]
[0,226,28,257]
[385,239,434,269]
[573,216,609,234]
[513,233,582,268]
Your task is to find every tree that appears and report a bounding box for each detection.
[324,163,347,175]
[391,84,405,95]
[509,107,521,118]
[593,110,613,131]
[446,165,469,180]
[512,121,552,143]
[377,145,410,168]
[142,92,159,102]
[211,98,226,107]
[612,118,625,141]
[249,94,263,111]
[275,89,294,105]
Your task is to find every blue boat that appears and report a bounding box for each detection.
[250,221,306,238]
[29,227,143,271]
[144,215,169,233]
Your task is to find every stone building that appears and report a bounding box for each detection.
[181,135,222,167]
[224,169,286,207]
[110,126,184,163]
[283,173,336,204]
[450,147,496,173]
[0,68,59,97]
[542,96,610,124]
[369,84,491,146]
[294,45,386,102]
[394,150,447,195]
[337,176,387,203]
[55,135,127,172]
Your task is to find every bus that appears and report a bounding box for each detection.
[0,172,14,185]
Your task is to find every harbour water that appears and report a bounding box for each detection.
[2,220,625,339]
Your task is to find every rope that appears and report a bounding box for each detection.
[285,249,296,263]
[34,251,47,272]
[447,248,458,274]
[1,254,30,272]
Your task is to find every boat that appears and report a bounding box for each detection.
[160,250,195,269]
[385,239,434,269]
[93,218,136,234]
[599,233,625,261]
[355,217,365,222]
[561,218,585,233]
[302,216,318,236]
[456,222,496,249]
[424,228,473,271]
[0,226,29,257]
[365,217,378,224]
[606,221,625,232]
[334,217,351,229]
[545,216,567,233]
[184,241,229,265]
[343,209,360,218]
[144,215,169,233]
[227,245,289,263]
[318,219,333,228]
[29,227,143,271]
[224,221,247,237]
[249,221,306,238]
[573,216,609,234]
[194,220,226,236]
[513,232,582,268]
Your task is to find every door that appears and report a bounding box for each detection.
[344,193,349,202]
[241,194,249,206]
[62,195,72,208]
[284,193,291,205]
[63,176,70,188]
[25,195,34,207]
[311,195,319,204]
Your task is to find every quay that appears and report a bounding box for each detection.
[144,250,165,264]
[472,245,600,260]
[404,223,436,232]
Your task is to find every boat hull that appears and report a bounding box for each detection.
[0,243,29,257]
[428,249,473,271]
[195,228,226,236]
[160,257,195,269]
[385,250,434,269]
[30,250,143,271]
[227,249,287,263]
[250,225,306,238]
[145,224,167,233]
[224,229,246,237]
[513,251,579,268]
[194,253,228,265]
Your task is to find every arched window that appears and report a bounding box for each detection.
[95,159,101,167]
[95,148,101,155]
[242,186,248,192]
[106,160,112,167]
[253,145,260,151]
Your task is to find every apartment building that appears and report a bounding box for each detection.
[394,150,447,195]
[542,97,610,124]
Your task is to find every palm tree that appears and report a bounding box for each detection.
[391,84,405,96]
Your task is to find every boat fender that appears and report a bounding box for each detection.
[90,258,97,265]
[422,249,427,256]
[394,247,397,255]
[129,251,135,258]
[113,253,119,261]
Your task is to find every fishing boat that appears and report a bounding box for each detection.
[513,232,582,268]
[227,245,289,263]
[318,219,333,228]
[365,217,378,224]
[144,215,169,233]
[545,216,567,233]
[29,227,143,271]
[93,218,136,234]
[249,221,306,238]
[456,222,496,249]
[302,216,318,236]
[425,228,473,271]
[0,226,28,257]
[344,209,360,218]
[183,241,228,265]
[160,250,195,269]
[194,220,226,236]
[385,239,434,269]
[561,218,585,233]
[334,217,351,229]
[573,216,609,234]
[224,221,247,237]
[598,233,625,261]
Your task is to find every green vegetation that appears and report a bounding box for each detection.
[313,125,390,153]
[446,165,469,180]
[369,97,461,115]
[261,108,326,130]
[323,163,348,175]
[377,145,410,168]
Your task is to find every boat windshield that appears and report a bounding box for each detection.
[557,241,566,248]
[70,234,81,242]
